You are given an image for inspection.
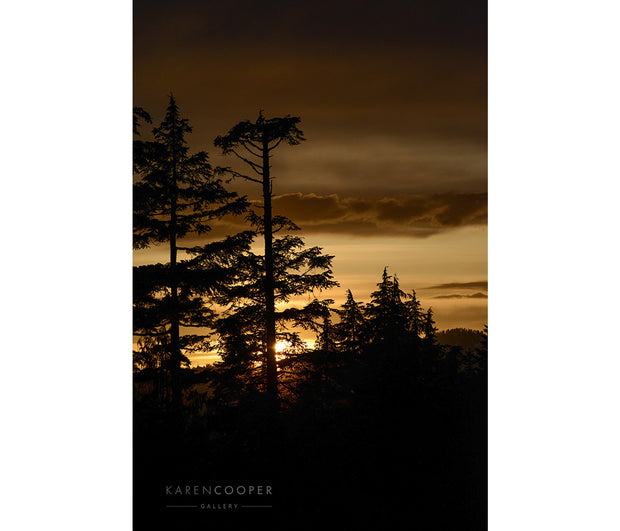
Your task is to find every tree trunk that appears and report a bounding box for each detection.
[262,137,278,406]
[169,140,182,410]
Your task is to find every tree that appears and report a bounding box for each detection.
[422,308,438,347]
[333,290,366,354]
[133,95,249,407]
[405,289,424,340]
[214,112,307,404]
[364,268,408,347]
[316,313,336,354]
[211,211,337,404]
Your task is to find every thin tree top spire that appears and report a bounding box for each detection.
[153,94,192,148]
[133,97,248,249]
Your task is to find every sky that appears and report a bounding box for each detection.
[133,0,487,363]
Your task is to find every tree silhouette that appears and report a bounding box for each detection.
[133,95,248,407]
[316,313,336,353]
[133,261,488,529]
[214,112,306,404]
[211,212,337,403]
[333,289,366,354]
[422,307,438,346]
[364,268,408,348]
[405,289,424,341]
[436,327,485,349]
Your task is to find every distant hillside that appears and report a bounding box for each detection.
[436,328,485,348]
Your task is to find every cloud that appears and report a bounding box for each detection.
[424,281,488,290]
[432,292,487,299]
[174,192,486,242]
[272,136,487,197]
[271,193,348,221]
[270,192,487,236]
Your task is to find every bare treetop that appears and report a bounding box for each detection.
[214,112,305,182]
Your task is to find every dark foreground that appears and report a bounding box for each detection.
[134,350,486,530]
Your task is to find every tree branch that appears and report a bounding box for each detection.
[268,138,283,151]
[231,149,263,175]
[226,168,263,185]
[241,142,262,158]
[246,139,263,152]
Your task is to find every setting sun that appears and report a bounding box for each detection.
[275,340,290,354]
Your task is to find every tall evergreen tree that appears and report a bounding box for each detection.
[422,307,438,346]
[365,268,407,346]
[405,289,424,339]
[214,112,307,404]
[133,95,249,407]
[333,290,366,354]
[316,313,336,353]
[212,212,337,401]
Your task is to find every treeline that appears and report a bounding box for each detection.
[133,96,486,409]
[437,327,486,348]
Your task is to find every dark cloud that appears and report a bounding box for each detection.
[424,281,488,290]
[175,192,486,242]
[271,192,487,233]
[271,193,348,221]
[433,292,487,299]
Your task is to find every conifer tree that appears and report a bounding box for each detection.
[422,308,438,346]
[417,307,440,373]
[133,95,249,407]
[214,112,310,404]
[333,290,366,354]
[365,268,407,346]
[405,289,424,341]
[212,212,337,400]
[316,313,336,353]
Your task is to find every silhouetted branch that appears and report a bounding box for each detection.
[240,142,262,158]
[225,168,263,184]
[268,138,283,151]
[230,149,263,174]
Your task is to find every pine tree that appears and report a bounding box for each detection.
[422,308,438,346]
[133,95,249,407]
[316,313,336,353]
[333,290,366,354]
[405,289,424,340]
[214,112,309,404]
[212,212,337,401]
[365,268,407,347]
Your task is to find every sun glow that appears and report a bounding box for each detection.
[275,340,290,354]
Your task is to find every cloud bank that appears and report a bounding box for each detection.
[425,281,488,290]
[432,292,487,299]
[266,192,487,237]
